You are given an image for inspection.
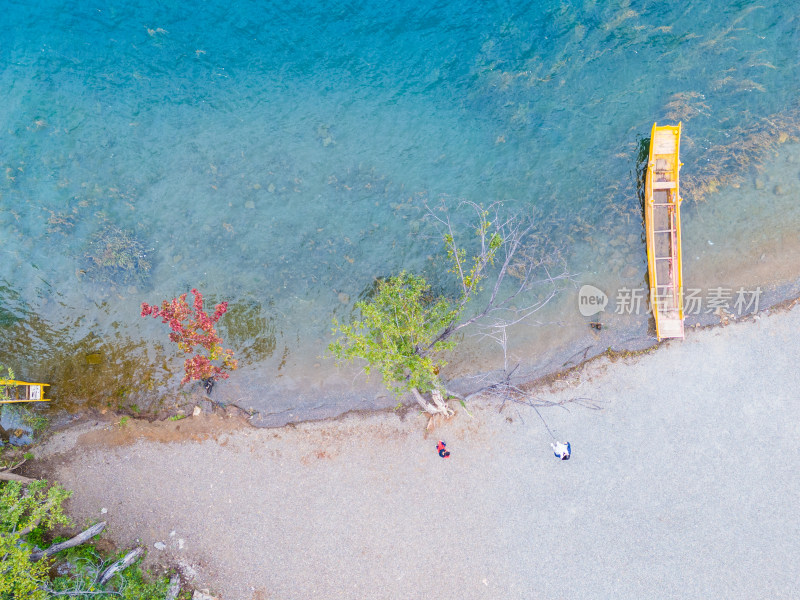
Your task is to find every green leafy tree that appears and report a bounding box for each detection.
[0,478,172,599]
[0,480,71,600]
[0,366,14,402]
[330,271,457,397]
[331,201,565,416]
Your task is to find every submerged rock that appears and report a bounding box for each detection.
[0,406,34,446]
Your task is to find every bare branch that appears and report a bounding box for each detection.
[1,457,27,473]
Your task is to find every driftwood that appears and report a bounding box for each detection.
[0,457,37,484]
[97,547,144,586]
[30,522,107,561]
[0,471,36,484]
[165,574,181,600]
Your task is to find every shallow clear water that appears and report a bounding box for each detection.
[1,0,799,422]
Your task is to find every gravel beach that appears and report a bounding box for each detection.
[33,304,800,599]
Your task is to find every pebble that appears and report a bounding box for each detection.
[338,292,349,304]
[245,200,255,209]
[101,507,107,514]
[773,185,784,195]
[754,179,765,190]
[154,541,167,550]
[268,183,275,193]
[192,406,202,417]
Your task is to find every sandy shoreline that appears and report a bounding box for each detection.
[28,299,800,599]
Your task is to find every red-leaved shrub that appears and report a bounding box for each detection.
[142,289,238,384]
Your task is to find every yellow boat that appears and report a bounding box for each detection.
[0,379,51,403]
[645,122,685,340]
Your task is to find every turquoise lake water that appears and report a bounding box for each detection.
[2,0,799,423]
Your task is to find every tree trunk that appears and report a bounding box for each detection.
[411,387,437,414]
[30,522,107,561]
[97,546,144,585]
[410,387,453,417]
[430,389,454,417]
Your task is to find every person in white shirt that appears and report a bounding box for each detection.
[551,440,571,460]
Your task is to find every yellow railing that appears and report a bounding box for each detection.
[0,379,51,403]
[646,121,684,339]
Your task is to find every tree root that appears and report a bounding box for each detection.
[411,388,454,418]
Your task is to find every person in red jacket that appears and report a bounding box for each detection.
[436,440,450,458]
